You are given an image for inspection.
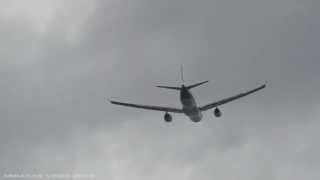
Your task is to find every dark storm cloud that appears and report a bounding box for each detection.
[1,0,320,179]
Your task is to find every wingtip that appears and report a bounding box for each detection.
[106,98,113,103]
[260,81,267,89]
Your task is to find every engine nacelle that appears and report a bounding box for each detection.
[164,112,172,122]
[214,107,222,117]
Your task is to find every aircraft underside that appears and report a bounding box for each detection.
[109,78,266,123]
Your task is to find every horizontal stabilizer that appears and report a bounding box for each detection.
[187,80,209,89]
[156,85,181,90]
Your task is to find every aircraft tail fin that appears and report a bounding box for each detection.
[156,85,181,90]
[186,80,209,89]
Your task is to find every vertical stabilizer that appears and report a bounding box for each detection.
[181,65,185,85]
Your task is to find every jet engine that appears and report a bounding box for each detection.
[214,107,222,117]
[164,112,172,122]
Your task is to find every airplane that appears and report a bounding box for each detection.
[108,68,266,123]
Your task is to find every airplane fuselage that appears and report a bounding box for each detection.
[110,78,266,123]
[180,85,203,122]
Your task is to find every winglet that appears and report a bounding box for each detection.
[257,83,267,90]
[261,81,267,89]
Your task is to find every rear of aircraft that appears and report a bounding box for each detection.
[156,65,209,90]
[156,80,209,90]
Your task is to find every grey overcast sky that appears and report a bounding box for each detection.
[1,0,320,179]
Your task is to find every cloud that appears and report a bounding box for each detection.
[1,0,320,179]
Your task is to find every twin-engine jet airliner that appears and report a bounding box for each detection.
[109,70,266,122]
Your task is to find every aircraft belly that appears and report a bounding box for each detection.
[180,89,202,122]
[187,111,202,122]
[181,98,194,107]
[183,106,202,122]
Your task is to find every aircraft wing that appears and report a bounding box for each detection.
[109,100,184,113]
[199,83,266,111]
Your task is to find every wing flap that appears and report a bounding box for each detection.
[109,100,183,113]
[199,83,266,111]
